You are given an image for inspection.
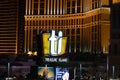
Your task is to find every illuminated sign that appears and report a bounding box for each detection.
[56,67,69,80]
[44,58,68,62]
[49,30,62,55]
[43,30,67,56]
[38,67,54,79]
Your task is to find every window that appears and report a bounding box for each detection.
[76,36,80,41]
[95,1,98,8]
[77,7,80,13]
[40,3,44,8]
[71,36,75,41]
[36,21,38,26]
[34,9,38,15]
[77,28,80,34]
[34,3,38,8]
[92,0,99,9]
[77,0,80,6]
[67,1,70,7]
[72,8,75,13]
[72,1,75,7]
[67,8,70,14]
[34,2,38,15]
[52,20,54,26]
[40,2,44,14]
[34,0,38,2]
[71,29,75,34]
[33,21,35,26]
[66,29,70,35]
[40,9,44,15]
[40,0,44,2]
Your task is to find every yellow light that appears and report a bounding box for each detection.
[61,37,67,54]
[42,32,67,56]
[34,51,37,56]
[27,51,33,56]
[43,33,50,55]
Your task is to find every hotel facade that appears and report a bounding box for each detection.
[24,0,111,54]
[0,0,18,54]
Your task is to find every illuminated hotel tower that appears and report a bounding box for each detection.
[24,0,111,54]
[0,0,18,54]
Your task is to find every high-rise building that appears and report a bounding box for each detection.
[0,0,18,54]
[110,2,120,55]
[24,0,111,54]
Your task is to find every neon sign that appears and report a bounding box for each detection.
[49,30,62,55]
[43,30,67,56]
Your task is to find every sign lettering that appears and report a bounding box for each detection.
[49,30,62,55]
[43,30,67,56]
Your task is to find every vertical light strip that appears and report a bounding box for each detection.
[97,0,99,8]
[15,0,19,54]
[99,0,102,7]
[78,19,82,52]
[69,20,71,53]
[28,23,30,52]
[70,0,72,14]
[44,0,46,14]
[80,0,82,12]
[83,0,86,12]
[75,0,77,13]
[57,0,59,14]
[29,0,31,15]
[38,0,40,15]
[26,0,28,15]
[74,20,76,53]
[60,0,62,14]
[51,0,53,14]
[90,0,92,10]
[47,0,49,15]
[24,26,27,53]
[54,0,56,14]
[32,0,34,15]
[65,0,67,14]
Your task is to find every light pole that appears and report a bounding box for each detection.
[8,62,10,80]
[112,65,115,79]
[106,55,109,80]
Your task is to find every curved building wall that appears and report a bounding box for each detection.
[24,0,110,54]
